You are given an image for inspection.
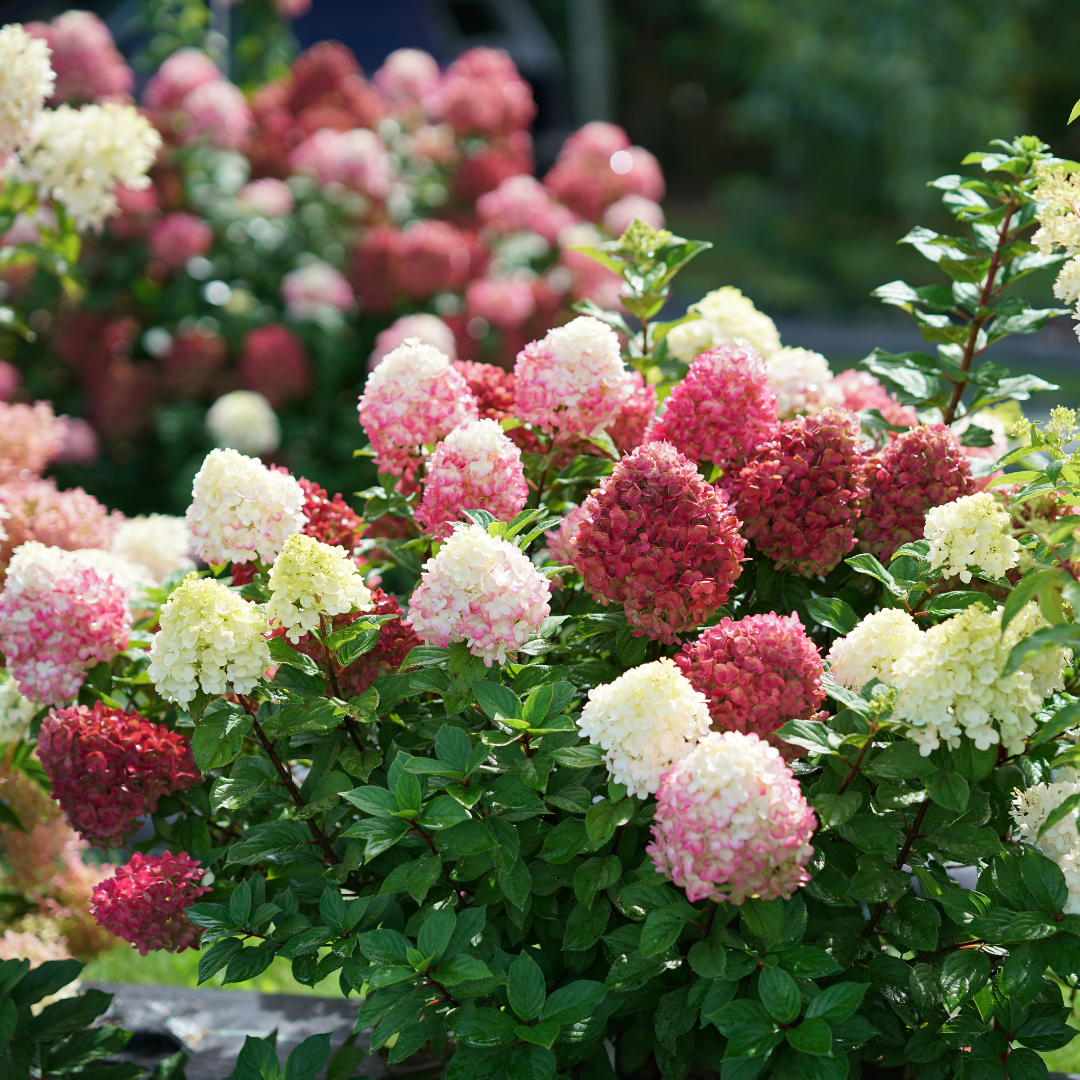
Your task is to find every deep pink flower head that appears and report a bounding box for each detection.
[859,423,976,560]
[604,195,665,236]
[610,370,657,456]
[110,184,160,241]
[646,342,779,487]
[38,703,200,847]
[514,316,631,441]
[675,614,825,758]
[143,50,221,112]
[453,361,515,422]
[0,542,130,704]
[28,11,133,105]
[89,852,209,955]
[238,178,294,217]
[648,731,816,905]
[281,260,354,319]
[161,324,227,398]
[288,128,391,197]
[290,472,364,551]
[477,174,579,245]
[370,314,457,372]
[573,441,746,642]
[416,419,528,540]
[178,80,254,151]
[0,400,65,481]
[352,225,403,313]
[147,212,213,272]
[831,369,918,429]
[0,361,19,402]
[237,324,312,408]
[544,121,665,222]
[430,47,535,136]
[374,48,441,105]
[734,408,868,576]
[359,339,478,480]
[465,277,536,332]
[396,220,477,299]
[274,587,419,698]
[453,131,533,202]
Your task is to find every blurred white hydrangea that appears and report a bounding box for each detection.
[924,492,1020,583]
[71,548,156,609]
[764,346,842,418]
[0,667,36,744]
[0,23,54,162]
[111,514,195,584]
[576,658,711,798]
[266,533,372,643]
[1012,779,1080,914]
[667,287,781,363]
[205,390,281,456]
[826,608,922,689]
[18,102,161,231]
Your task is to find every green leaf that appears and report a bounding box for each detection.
[417,795,471,830]
[234,1036,282,1080]
[514,1020,560,1049]
[775,718,839,755]
[508,951,546,1022]
[343,785,398,817]
[723,1022,784,1060]
[1037,792,1080,842]
[584,798,633,847]
[999,1047,1048,1080]
[198,937,242,984]
[540,980,606,1025]
[454,1007,518,1047]
[473,682,522,721]
[1021,848,1069,912]
[1005,623,1080,675]
[775,945,843,978]
[551,745,604,768]
[742,898,785,946]
[759,966,801,1025]
[925,770,970,812]
[836,814,897,857]
[417,905,456,960]
[805,597,859,635]
[223,946,275,986]
[563,898,611,952]
[940,950,991,1008]
[864,740,937,780]
[805,982,868,1023]
[192,701,252,772]
[639,902,697,957]
[1004,939,1051,1008]
[787,1017,832,1056]
[267,636,321,676]
[9,958,81,1003]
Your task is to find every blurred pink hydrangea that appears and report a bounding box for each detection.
[604,194,665,235]
[358,338,478,480]
[281,260,354,320]
[237,323,312,407]
[410,523,551,665]
[369,313,457,372]
[52,417,99,467]
[238,178,294,217]
[430,47,536,137]
[544,121,665,222]
[646,342,779,488]
[513,315,631,441]
[89,852,209,955]
[573,440,745,642]
[648,731,816,904]
[27,10,133,105]
[288,127,391,197]
[178,80,254,151]
[675,613,825,758]
[610,370,657,455]
[734,408,868,576]
[831,369,918,428]
[38,702,200,848]
[374,48,441,105]
[0,400,65,481]
[465,276,536,332]
[0,361,19,401]
[477,174,578,244]
[396,220,476,299]
[544,503,589,568]
[416,419,528,540]
[142,49,221,112]
[147,212,213,272]
[859,424,976,560]
[0,542,130,704]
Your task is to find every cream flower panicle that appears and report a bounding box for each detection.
[924,491,1020,583]
[764,346,842,418]
[826,608,922,689]
[205,390,281,456]
[667,287,781,362]
[576,658,712,798]
[266,533,372,643]
[147,574,270,703]
[110,514,194,584]
[0,24,54,162]
[0,667,36,744]
[186,448,306,566]
[1012,779,1080,915]
[19,102,161,231]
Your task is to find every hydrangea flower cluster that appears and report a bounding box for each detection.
[147,574,271,703]
[415,419,528,540]
[830,369,918,428]
[37,702,200,848]
[409,524,551,665]
[735,408,868,576]
[892,601,1070,755]
[266,533,372,643]
[675,613,825,757]
[370,314,457,371]
[0,400,65,480]
[147,212,212,272]
[610,370,657,456]
[357,339,479,480]
[577,658,711,797]
[859,424,976,560]
[69,547,155,609]
[645,343,779,485]
[0,542,130,704]
[512,316,631,441]
[573,441,745,642]
[186,448,306,565]
[27,10,133,106]
[453,360,516,421]
[110,514,194,584]
[0,23,54,161]
[1012,779,1080,915]
[280,259,355,320]
[205,390,281,457]
[826,608,922,689]
[89,852,209,955]
[924,492,1020,583]
[291,475,364,552]
[543,503,590,568]
[237,324,312,408]
[647,731,816,905]
[666,287,781,363]
[764,347,842,418]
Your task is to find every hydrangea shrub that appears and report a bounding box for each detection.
[8,140,1080,1080]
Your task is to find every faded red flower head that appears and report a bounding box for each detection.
[237,323,312,408]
